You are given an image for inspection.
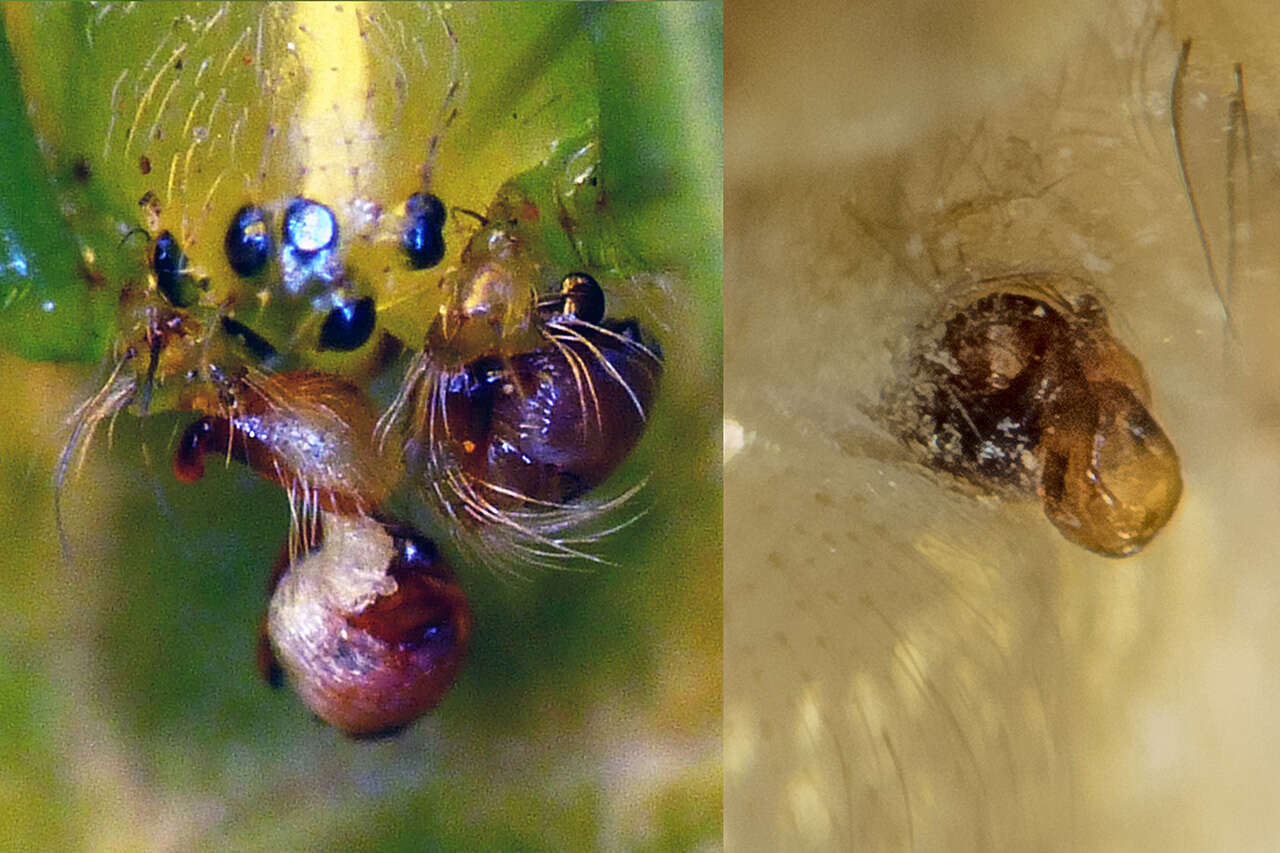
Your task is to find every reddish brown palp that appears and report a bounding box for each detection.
[265,512,472,737]
[171,371,471,736]
[424,322,661,512]
[173,370,396,515]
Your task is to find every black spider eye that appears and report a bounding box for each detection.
[559,272,605,324]
[225,205,271,276]
[402,192,446,270]
[318,296,376,351]
[152,231,199,307]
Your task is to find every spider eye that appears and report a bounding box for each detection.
[284,198,338,255]
[559,272,605,324]
[281,198,339,294]
[402,192,447,270]
[151,231,199,307]
[224,205,271,277]
[318,296,376,351]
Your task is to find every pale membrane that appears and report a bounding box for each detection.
[726,0,1280,849]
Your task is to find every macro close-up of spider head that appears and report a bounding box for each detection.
[0,3,721,848]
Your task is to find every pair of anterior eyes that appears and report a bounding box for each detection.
[151,192,448,352]
[221,192,449,278]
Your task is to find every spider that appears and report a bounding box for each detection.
[2,2,680,736]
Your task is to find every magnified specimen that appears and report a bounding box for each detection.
[886,274,1181,556]
[1,2,688,736]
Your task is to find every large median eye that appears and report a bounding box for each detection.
[151,231,199,307]
[281,198,339,293]
[284,198,338,255]
[319,296,376,351]
[402,192,446,269]
[224,205,271,277]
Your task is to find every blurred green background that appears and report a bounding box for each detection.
[0,4,721,850]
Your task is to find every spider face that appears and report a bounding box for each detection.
[4,3,687,738]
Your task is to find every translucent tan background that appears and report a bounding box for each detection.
[726,0,1280,849]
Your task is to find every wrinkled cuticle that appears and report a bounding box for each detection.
[887,277,1182,556]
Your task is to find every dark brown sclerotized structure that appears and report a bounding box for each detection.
[888,274,1182,557]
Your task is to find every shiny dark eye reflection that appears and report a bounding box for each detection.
[281,198,339,293]
[225,204,271,277]
[402,192,447,270]
[151,231,200,307]
[318,297,376,352]
[557,272,606,324]
[407,192,453,268]
[284,198,338,255]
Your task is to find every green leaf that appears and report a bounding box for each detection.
[0,17,110,362]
